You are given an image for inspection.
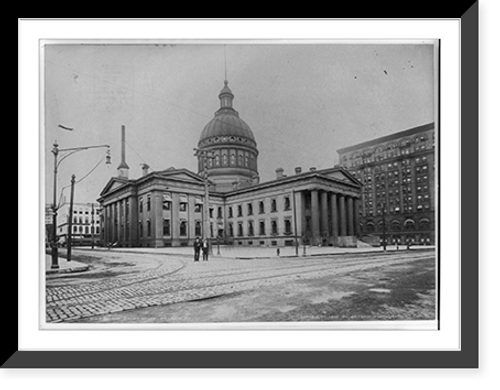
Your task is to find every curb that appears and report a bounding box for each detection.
[46,264,90,275]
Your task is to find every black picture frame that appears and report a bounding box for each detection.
[9,6,479,369]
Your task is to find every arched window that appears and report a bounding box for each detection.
[230,154,236,166]
[391,220,401,231]
[419,218,430,231]
[222,154,228,166]
[366,222,375,233]
[404,219,415,231]
[214,155,220,167]
[238,155,244,166]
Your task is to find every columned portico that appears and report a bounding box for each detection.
[347,196,354,236]
[320,191,329,245]
[330,193,338,245]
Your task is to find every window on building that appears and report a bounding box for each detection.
[228,206,233,218]
[259,201,265,214]
[163,219,171,236]
[284,219,292,234]
[222,154,228,166]
[248,221,254,236]
[271,199,277,212]
[228,223,234,237]
[195,221,202,236]
[217,206,222,219]
[247,203,253,216]
[237,223,243,237]
[147,220,151,236]
[237,205,243,217]
[209,208,214,218]
[180,221,187,236]
[271,220,278,235]
[230,154,236,166]
[259,221,266,236]
[194,204,202,213]
[139,221,143,237]
[284,196,291,211]
[147,196,151,212]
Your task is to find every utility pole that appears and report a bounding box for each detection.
[292,190,299,256]
[194,148,213,255]
[91,203,95,249]
[50,136,111,269]
[67,174,76,261]
[381,204,387,251]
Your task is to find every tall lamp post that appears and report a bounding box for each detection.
[193,148,213,255]
[50,139,111,269]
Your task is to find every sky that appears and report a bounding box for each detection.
[43,42,437,205]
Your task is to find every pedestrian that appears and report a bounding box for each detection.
[277,248,280,257]
[202,238,209,261]
[193,237,201,262]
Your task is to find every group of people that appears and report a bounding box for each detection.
[193,237,209,262]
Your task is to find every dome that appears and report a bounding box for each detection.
[199,112,255,143]
[198,80,256,147]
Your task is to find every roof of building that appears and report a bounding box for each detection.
[337,122,435,154]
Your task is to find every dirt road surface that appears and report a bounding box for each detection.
[45,248,436,324]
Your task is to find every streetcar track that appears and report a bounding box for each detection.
[47,253,432,309]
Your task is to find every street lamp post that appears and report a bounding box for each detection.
[381,204,387,251]
[66,174,76,262]
[50,139,111,270]
[194,148,213,256]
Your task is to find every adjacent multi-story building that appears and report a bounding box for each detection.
[54,202,101,246]
[337,123,436,246]
[98,80,363,248]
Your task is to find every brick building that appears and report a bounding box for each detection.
[336,123,436,246]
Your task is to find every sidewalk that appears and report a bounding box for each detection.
[45,254,90,275]
[82,244,435,260]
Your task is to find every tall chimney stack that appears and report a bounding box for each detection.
[117,125,130,179]
[295,167,302,174]
[276,167,284,179]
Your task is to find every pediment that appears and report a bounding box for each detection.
[319,169,361,186]
[158,168,205,183]
[100,177,129,196]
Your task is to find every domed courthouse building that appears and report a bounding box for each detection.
[98,80,363,249]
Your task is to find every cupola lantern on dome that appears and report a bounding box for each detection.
[197,80,259,192]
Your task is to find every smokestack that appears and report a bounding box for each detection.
[295,167,302,174]
[117,125,129,178]
[276,167,284,179]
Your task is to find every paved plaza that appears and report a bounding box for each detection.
[44,246,436,324]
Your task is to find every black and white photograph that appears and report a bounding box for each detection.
[41,40,439,329]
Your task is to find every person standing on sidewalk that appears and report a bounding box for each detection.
[202,238,209,261]
[193,237,201,262]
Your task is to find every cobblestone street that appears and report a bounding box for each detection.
[45,248,436,324]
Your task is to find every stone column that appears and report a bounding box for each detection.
[320,191,329,245]
[347,196,354,236]
[171,192,180,246]
[354,198,361,237]
[339,194,347,236]
[330,193,338,245]
[310,189,320,246]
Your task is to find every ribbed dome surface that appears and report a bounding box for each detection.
[199,111,255,143]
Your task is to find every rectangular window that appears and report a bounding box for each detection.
[217,206,222,219]
[228,206,233,218]
[271,199,277,212]
[284,218,292,234]
[259,201,265,214]
[271,220,278,235]
[259,221,266,236]
[180,221,187,236]
[194,204,202,213]
[237,205,243,217]
[247,203,253,216]
[248,221,254,236]
[180,203,187,212]
[147,196,151,212]
[161,219,170,236]
[284,196,291,211]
